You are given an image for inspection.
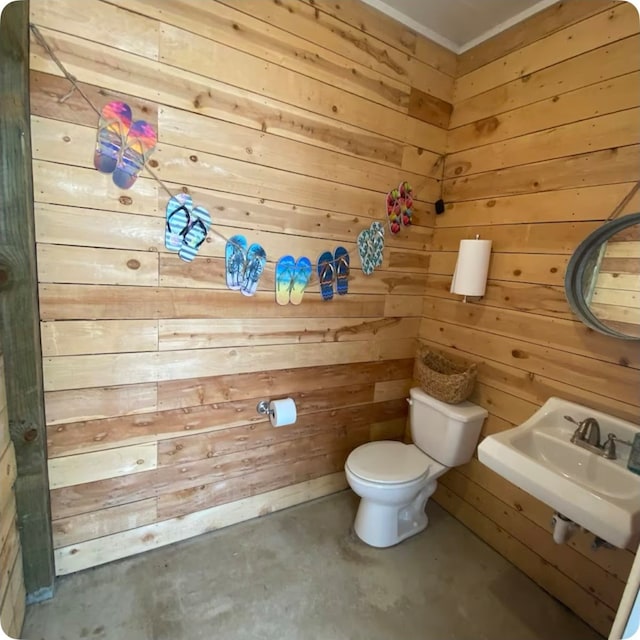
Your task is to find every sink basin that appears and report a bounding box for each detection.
[478,397,640,548]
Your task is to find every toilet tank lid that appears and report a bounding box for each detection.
[410,387,488,422]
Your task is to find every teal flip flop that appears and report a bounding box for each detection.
[290,257,312,305]
[241,243,267,297]
[226,235,248,291]
[275,255,296,305]
[178,206,211,263]
[318,251,335,301]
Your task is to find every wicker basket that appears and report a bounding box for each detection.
[414,348,477,404]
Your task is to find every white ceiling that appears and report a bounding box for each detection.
[361,0,558,53]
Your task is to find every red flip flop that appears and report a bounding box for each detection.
[386,187,402,235]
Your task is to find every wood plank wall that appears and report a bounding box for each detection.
[28,0,454,575]
[0,354,26,637]
[425,2,640,636]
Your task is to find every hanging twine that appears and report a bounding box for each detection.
[606,180,640,221]
[29,23,418,289]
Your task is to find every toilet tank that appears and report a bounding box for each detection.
[409,387,488,466]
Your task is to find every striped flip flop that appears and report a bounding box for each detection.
[178,206,211,263]
[225,235,248,291]
[164,193,192,252]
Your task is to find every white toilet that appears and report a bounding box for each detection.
[345,387,487,548]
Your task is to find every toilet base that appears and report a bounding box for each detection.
[353,480,437,548]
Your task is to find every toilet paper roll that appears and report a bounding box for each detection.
[269,398,297,427]
[450,239,492,297]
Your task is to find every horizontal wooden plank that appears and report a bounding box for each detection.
[158,317,420,350]
[43,339,416,391]
[52,498,157,549]
[30,69,159,129]
[33,160,159,217]
[456,4,639,102]
[49,427,359,521]
[37,244,159,287]
[451,35,640,129]
[299,0,457,76]
[436,183,640,227]
[432,221,601,255]
[156,449,347,521]
[29,27,447,164]
[158,106,441,193]
[429,251,567,286]
[39,284,389,320]
[159,255,427,296]
[448,72,640,154]
[31,0,160,60]
[31,116,431,218]
[44,383,158,426]
[104,0,416,113]
[373,378,412,403]
[53,472,347,575]
[41,320,158,356]
[34,179,433,253]
[457,0,618,76]
[35,202,164,252]
[422,296,640,368]
[215,0,454,101]
[443,144,640,202]
[48,393,408,459]
[157,359,413,411]
[445,108,640,179]
[47,443,157,489]
[424,275,573,320]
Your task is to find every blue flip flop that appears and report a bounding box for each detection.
[165,193,192,252]
[241,243,267,297]
[275,255,296,305]
[317,251,335,301]
[334,247,349,295]
[178,206,211,263]
[290,257,312,305]
[225,235,248,291]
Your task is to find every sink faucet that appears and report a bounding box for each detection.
[571,417,600,446]
[565,415,632,460]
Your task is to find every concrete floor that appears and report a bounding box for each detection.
[23,491,602,640]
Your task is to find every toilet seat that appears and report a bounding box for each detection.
[346,441,430,484]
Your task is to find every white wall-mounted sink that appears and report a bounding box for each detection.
[478,397,640,549]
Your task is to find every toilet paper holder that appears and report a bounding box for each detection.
[256,400,272,416]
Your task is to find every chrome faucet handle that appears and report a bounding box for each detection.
[603,434,617,460]
[564,415,580,426]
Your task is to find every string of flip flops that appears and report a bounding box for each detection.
[31,24,416,305]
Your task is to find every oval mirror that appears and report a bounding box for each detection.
[565,213,640,340]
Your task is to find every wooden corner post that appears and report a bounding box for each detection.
[0,0,55,600]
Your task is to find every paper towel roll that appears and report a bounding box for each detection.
[269,398,297,427]
[450,239,492,297]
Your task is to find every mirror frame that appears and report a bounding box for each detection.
[565,212,640,340]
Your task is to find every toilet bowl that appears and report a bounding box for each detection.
[345,441,446,547]
[345,387,487,548]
